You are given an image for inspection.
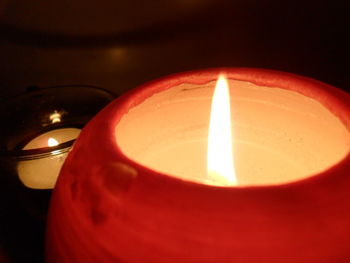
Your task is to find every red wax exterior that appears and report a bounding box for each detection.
[47,68,350,263]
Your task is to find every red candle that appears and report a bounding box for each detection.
[47,68,350,263]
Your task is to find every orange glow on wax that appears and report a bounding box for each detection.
[206,75,237,186]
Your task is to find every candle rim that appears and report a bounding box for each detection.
[94,67,350,190]
[9,139,75,160]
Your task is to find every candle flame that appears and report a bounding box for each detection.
[48,138,59,147]
[206,75,237,186]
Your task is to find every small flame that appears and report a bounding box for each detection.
[48,138,59,147]
[206,75,237,186]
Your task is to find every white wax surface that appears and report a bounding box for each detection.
[17,128,81,189]
[116,80,350,186]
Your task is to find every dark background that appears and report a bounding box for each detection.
[0,0,349,262]
[0,0,349,101]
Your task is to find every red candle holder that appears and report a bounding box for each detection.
[47,68,350,263]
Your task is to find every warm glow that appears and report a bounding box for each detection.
[48,138,59,147]
[50,111,62,124]
[206,75,237,186]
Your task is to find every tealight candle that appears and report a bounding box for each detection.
[47,68,350,263]
[17,128,81,189]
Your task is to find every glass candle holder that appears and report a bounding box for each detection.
[0,85,115,263]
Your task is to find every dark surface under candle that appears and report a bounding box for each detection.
[0,160,50,263]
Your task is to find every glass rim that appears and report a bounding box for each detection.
[0,84,116,106]
[1,139,76,160]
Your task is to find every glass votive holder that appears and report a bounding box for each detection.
[1,85,115,187]
[0,85,115,263]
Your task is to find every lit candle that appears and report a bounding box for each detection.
[17,128,81,189]
[47,68,350,263]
